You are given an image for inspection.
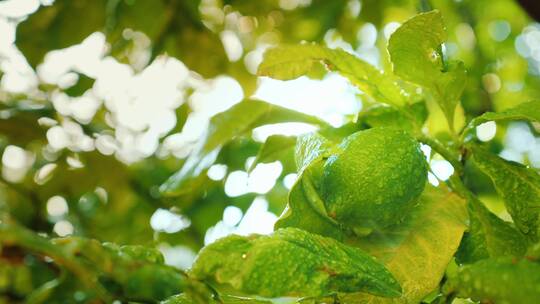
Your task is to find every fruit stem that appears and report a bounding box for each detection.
[417,135,463,175]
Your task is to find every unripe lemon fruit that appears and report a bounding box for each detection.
[320,127,427,232]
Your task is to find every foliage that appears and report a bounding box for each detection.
[191,227,401,298]
[1,0,540,303]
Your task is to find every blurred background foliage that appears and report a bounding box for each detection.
[0,0,540,302]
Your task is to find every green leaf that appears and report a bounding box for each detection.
[342,185,467,303]
[64,73,95,97]
[161,294,272,304]
[388,11,446,88]
[258,44,406,106]
[0,218,112,300]
[317,122,363,142]
[357,102,428,132]
[445,257,540,303]
[190,227,402,298]
[526,242,540,261]
[471,100,540,125]
[275,169,345,240]
[463,100,540,136]
[469,144,540,241]
[106,0,170,45]
[16,0,107,67]
[456,197,527,264]
[434,61,467,128]
[161,294,193,304]
[388,10,466,129]
[53,237,187,302]
[248,135,297,173]
[159,99,327,196]
[294,132,336,173]
[275,132,345,239]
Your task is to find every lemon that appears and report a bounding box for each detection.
[319,127,427,231]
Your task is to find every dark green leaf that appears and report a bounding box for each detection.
[445,257,540,303]
[160,100,327,196]
[526,242,540,261]
[456,197,527,264]
[469,144,540,242]
[64,73,95,97]
[275,168,345,240]
[16,0,107,67]
[53,237,187,302]
[190,227,402,298]
[274,132,346,239]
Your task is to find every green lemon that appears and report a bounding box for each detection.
[319,127,427,232]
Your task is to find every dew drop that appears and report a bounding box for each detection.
[428,49,440,62]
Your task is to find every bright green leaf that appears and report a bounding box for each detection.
[472,100,540,125]
[248,135,296,173]
[357,101,428,132]
[434,61,467,128]
[388,11,446,88]
[388,10,466,129]
[294,132,336,173]
[342,185,467,303]
[456,197,527,264]
[275,132,345,239]
[190,227,402,298]
[275,167,345,240]
[161,293,272,304]
[159,100,327,196]
[317,122,363,142]
[445,257,540,303]
[469,144,540,242]
[258,44,406,106]
[463,100,540,136]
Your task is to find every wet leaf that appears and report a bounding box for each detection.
[469,144,540,242]
[190,227,402,298]
[294,132,337,173]
[161,293,272,304]
[445,257,540,303]
[343,185,467,303]
[463,100,540,136]
[275,167,345,240]
[388,10,466,129]
[456,197,527,264]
